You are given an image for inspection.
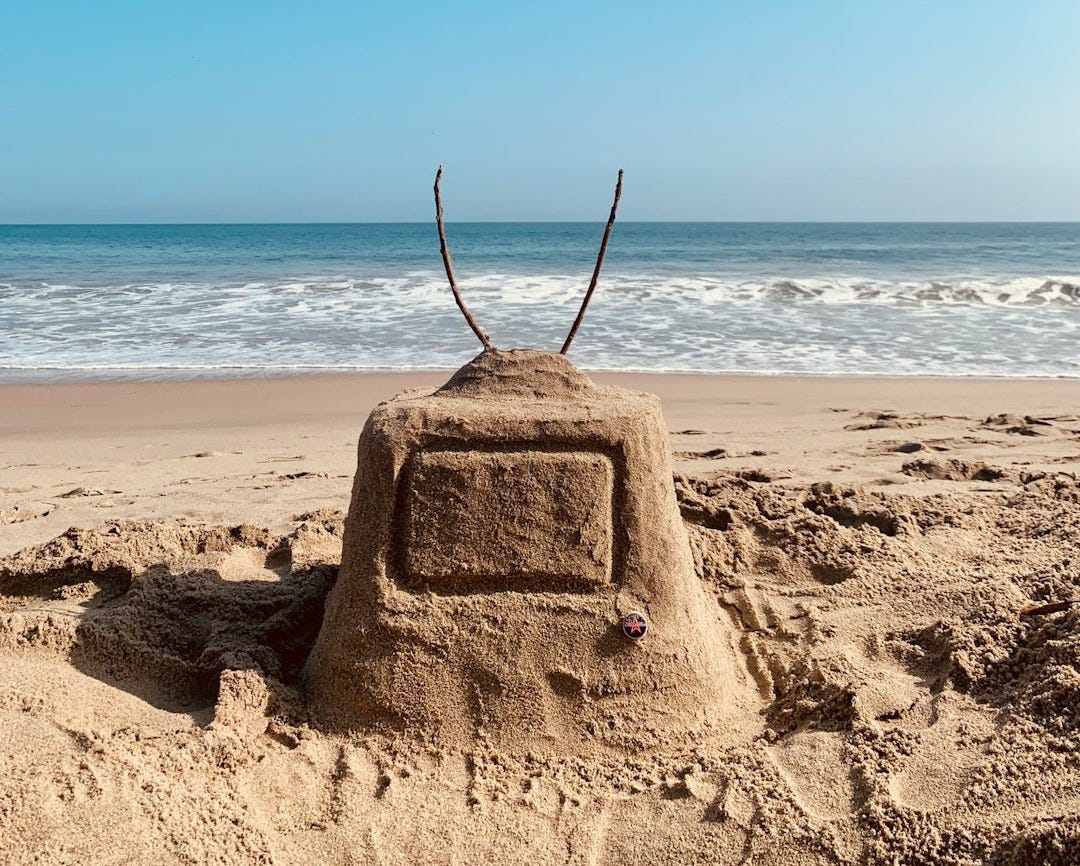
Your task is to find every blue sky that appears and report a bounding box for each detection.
[2,1,1079,222]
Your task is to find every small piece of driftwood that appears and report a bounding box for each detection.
[560,169,624,355]
[1020,599,1079,617]
[434,165,494,351]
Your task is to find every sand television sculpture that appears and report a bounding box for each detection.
[304,169,731,750]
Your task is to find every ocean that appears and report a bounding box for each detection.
[1,222,1077,381]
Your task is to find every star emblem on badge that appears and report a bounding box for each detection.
[621,611,648,640]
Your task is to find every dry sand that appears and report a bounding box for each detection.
[2,369,1079,865]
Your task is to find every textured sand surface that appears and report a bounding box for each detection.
[2,370,1079,865]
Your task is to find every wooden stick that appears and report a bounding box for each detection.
[1020,599,1079,617]
[560,169,624,355]
[434,165,493,351]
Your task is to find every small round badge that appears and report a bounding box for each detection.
[621,611,648,640]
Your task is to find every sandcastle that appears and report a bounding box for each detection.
[304,169,734,751]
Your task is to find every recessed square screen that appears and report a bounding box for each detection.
[401,449,613,591]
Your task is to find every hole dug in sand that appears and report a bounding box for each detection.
[303,350,748,752]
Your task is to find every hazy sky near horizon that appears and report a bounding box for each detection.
[3,1,1079,223]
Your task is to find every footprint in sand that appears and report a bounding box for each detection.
[1047,453,1080,464]
[982,413,1065,438]
[901,459,1009,482]
[842,412,920,427]
[846,410,969,432]
[887,693,996,814]
[675,447,730,459]
[845,410,925,431]
[865,436,997,457]
[674,447,774,460]
[766,731,862,860]
[58,487,121,498]
[766,731,856,822]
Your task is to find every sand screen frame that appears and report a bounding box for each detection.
[394,441,628,594]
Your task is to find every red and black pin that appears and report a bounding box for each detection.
[621,611,648,640]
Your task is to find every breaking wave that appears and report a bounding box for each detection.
[1,271,1078,380]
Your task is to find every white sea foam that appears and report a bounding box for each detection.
[2,272,1078,380]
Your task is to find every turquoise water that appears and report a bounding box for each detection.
[1,222,1078,379]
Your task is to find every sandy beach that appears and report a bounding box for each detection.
[2,369,1079,864]
[3,371,1077,557]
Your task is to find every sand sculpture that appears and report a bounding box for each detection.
[304,170,735,750]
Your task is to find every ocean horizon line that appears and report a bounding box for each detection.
[4,219,1080,228]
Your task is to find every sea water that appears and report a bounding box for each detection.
[1,222,1077,380]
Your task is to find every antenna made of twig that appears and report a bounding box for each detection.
[434,165,494,351]
[560,169,624,355]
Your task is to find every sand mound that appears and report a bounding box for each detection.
[305,350,749,753]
